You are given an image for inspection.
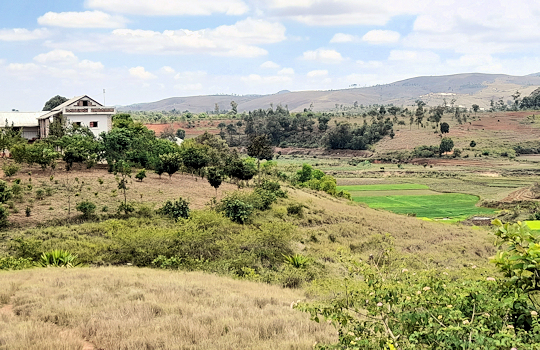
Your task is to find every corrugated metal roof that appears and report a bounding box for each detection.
[0,112,46,127]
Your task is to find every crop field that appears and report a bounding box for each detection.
[338,184,495,220]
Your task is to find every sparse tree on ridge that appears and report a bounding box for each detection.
[472,104,479,115]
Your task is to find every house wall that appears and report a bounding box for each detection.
[65,114,112,137]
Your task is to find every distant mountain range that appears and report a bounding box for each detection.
[120,73,540,113]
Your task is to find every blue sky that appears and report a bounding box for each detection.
[1,0,540,110]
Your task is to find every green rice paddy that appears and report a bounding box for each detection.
[339,184,496,220]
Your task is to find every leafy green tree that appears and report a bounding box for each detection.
[180,141,209,177]
[206,167,223,196]
[230,101,238,114]
[296,164,313,183]
[159,153,182,179]
[159,197,190,221]
[472,104,480,115]
[135,168,146,182]
[42,95,68,111]
[175,129,186,139]
[317,115,331,132]
[439,137,454,156]
[58,126,102,170]
[26,141,59,170]
[76,200,96,219]
[247,134,273,184]
[113,160,131,208]
[440,122,450,134]
[415,100,426,128]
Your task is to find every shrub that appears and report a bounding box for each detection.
[287,203,304,216]
[0,206,9,228]
[470,140,477,147]
[251,188,277,211]
[39,250,80,267]
[76,200,96,218]
[135,168,147,182]
[0,180,12,203]
[283,254,310,268]
[2,163,20,178]
[219,194,254,224]
[258,179,287,198]
[35,188,45,200]
[0,256,33,270]
[25,206,31,217]
[159,197,190,221]
[117,202,135,215]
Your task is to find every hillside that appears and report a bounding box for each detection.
[120,73,540,113]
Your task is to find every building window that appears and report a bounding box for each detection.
[89,121,98,128]
[82,100,89,106]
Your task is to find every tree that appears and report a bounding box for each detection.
[472,104,480,115]
[43,95,68,111]
[206,167,223,196]
[318,115,331,132]
[113,160,131,208]
[439,137,454,156]
[159,153,182,179]
[512,90,521,111]
[440,122,450,134]
[247,134,274,184]
[175,129,186,139]
[180,141,209,177]
[230,101,238,115]
[415,100,425,129]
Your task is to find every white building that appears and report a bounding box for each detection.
[38,95,115,138]
[0,111,47,140]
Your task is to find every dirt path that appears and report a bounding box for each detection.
[502,187,536,202]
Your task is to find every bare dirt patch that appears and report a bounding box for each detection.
[144,120,234,138]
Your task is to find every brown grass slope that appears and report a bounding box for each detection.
[0,268,336,350]
[120,73,540,113]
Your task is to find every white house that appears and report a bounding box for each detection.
[38,95,115,138]
[0,95,116,140]
[0,111,47,140]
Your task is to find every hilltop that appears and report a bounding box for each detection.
[120,73,540,113]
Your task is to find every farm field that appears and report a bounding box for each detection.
[338,184,496,220]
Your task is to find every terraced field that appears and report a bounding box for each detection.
[338,184,496,221]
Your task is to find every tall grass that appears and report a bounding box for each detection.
[0,267,336,349]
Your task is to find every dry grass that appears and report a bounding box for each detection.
[0,267,336,350]
[280,188,497,268]
[2,163,239,228]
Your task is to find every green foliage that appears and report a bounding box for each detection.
[2,163,20,178]
[76,200,96,218]
[439,137,454,156]
[0,206,9,228]
[135,168,147,182]
[35,188,45,200]
[159,197,190,221]
[283,254,310,268]
[297,164,313,183]
[39,250,80,267]
[259,179,287,198]
[324,120,393,150]
[470,140,477,148]
[219,192,254,224]
[0,180,12,203]
[159,153,182,178]
[25,206,31,217]
[206,167,223,192]
[176,128,186,139]
[117,202,135,215]
[42,95,68,111]
[0,256,33,270]
[440,122,450,134]
[286,203,304,216]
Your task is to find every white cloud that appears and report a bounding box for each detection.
[86,0,249,16]
[362,30,400,44]
[160,66,176,74]
[48,18,285,58]
[174,71,208,80]
[7,63,40,72]
[307,70,328,77]
[330,33,357,43]
[34,49,78,64]
[129,66,156,79]
[38,11,127,28]
[265,0,427,26]
[260,61,280,69]
[301,48,344,64]
[388,50,440,64]
[278,68,295,75]
[0,28,49,41]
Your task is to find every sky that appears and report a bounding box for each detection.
[1,0,540,111]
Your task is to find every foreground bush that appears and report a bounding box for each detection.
[298,221,540,349]
[0,256,33,270]
[159,197,190,221]
[40,250,80,267]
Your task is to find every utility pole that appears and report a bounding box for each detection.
[103,89,106,105]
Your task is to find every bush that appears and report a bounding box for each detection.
[0,180,12,203]
[2,163,20,178]
[117,202,135,215]
[135,168,146,182]
[39,250,80,267]
[25,206,31,217]
[219,193,254,224]
[251,188,277,211]
[159,197,190,221]
[259,179,287,198]
[0,256,33,270]
[287,203,304,216]
[35,188,45,200]
[0,206,9,228]
[76,200,96,218]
